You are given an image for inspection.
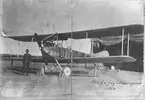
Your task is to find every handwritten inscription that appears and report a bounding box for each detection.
[92,79,141,90]
[117,81,141,86]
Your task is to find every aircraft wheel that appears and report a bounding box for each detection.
[63,67,71,76]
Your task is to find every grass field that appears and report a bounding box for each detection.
[0,61,144,100]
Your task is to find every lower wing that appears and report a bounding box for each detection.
[57,56,136,63]
[1,54,136,64]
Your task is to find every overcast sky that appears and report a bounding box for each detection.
[2,0,143,36]
[0,0,144,55]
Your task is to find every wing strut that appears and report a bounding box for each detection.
[85,32,88,68]
[55,58,63,71]
[85,32,88,58]
[127,33,130,56]
[42,33,56,42]
[121,29,124,55]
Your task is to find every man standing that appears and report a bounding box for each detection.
[23,49,32,75]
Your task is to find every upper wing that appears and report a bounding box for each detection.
[2,24,143,42]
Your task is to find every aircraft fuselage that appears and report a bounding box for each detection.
[42,45,86,61]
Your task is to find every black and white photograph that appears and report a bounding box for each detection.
[0,0,144,100]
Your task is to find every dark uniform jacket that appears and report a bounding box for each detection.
[23,53,32,64]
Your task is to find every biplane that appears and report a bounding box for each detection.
[1,24,143,76]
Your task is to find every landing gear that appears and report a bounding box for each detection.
[62,67,71,76]
[58,67,72,77]
[48,59,71,77]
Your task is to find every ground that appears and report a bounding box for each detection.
[0,61,144,100]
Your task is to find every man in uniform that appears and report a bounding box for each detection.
[23,49,32,75]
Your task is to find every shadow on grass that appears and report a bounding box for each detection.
[3,66,90,77]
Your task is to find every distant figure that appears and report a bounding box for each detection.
[23,49,32,75]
